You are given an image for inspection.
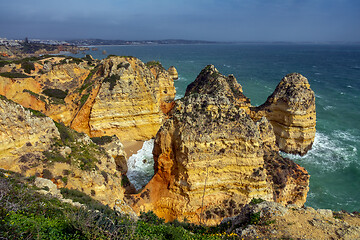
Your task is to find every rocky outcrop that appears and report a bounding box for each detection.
[167,66,178,80]
[0,96,59,165]
[126,66,311,225]
[0,96,127,208]
[223,201,360,240]
[185,65,250,110]
[147,62,176,114]
[252,73,316,155]
[88,57,175,142]
[0,55,176,143]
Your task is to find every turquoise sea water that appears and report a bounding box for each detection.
[69,44,360,212]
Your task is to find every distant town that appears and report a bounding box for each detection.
[0,37,215,47]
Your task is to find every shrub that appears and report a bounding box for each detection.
[42,88,68,100]
[250,198,264,205]
[139,211,165,225]
[79,93,90,106]
[54,121,74,143]
[91,136,113,145]
[21,61,35,74]
[103,74,119,91]
[146,61,164,69]
[0,72,30,78]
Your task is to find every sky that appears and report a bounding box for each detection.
[1,0,359,42]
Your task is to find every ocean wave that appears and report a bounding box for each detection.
[127,139,155,190]
[282,131,358,172]
[323,105,334,111]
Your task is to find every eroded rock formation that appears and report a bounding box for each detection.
[185,65,250,109]
[0,96,127,208]
[252,73,316,155]
[88,57,175,141]
[127,66,312,225]
[167,66,178,80]
[0,55,176,143]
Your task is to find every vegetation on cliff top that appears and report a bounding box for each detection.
[0,170,240,239]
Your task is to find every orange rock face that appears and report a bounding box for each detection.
[126,66,312,225]
[253,73,316,156]
[0,55,176,143]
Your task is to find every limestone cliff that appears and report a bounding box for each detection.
[167,66,178,80]
[0,96,127,208]
[126,66,311,225]
[185,65,251,110]
[88,57,175,141]
[252,73,316,155]
[0,55,176,143]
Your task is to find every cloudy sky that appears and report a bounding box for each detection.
[1,0,359,42]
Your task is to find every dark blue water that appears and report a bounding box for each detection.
[69,44,360,212]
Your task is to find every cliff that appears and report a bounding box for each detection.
[126,66,311,225]
[252,73,316,155]
[0,55,176,143]
[88,57,175,141]
[0,96,128,209]
[185,65,250,109]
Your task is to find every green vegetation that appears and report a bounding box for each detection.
[146,60,164,70]
[79,93,90,106]
[25,107,47,118]
[77,67,98,94]
[117,62,131,69]
[0,170,242,239]
[43,150,70,165]
[54,122,74,143]
[0,60,11,67]
[249,212,261,225]
[91,136,113,145]
[23,89,46,102]
[21,61,35,74]
[0,72,31,78]
[250,198,265,205]
[42,88,68,100]
[51,121,102,171]
[42,88,68,105]
[103,74,119,91]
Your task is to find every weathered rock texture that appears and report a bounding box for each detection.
[127,66,312,225]
[0,55,176,143]
[167,66,178,80]
[223,201,360,240]
[0,96,127,208]
[185,65,250,109]
[252,73,316,155]
[88,57,175,141]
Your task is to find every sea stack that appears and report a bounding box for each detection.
[126,66,311,225]
[167,66,178,80]
[252,73,316,156]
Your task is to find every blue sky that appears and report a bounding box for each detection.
[1,0,359,42]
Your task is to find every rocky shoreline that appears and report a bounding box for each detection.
[1,54,359,239]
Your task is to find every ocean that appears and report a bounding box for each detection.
[69,43,360,212]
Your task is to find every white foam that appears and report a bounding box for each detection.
[282,131,358,172]
[323,105,334,111]
[127,139,155,190]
